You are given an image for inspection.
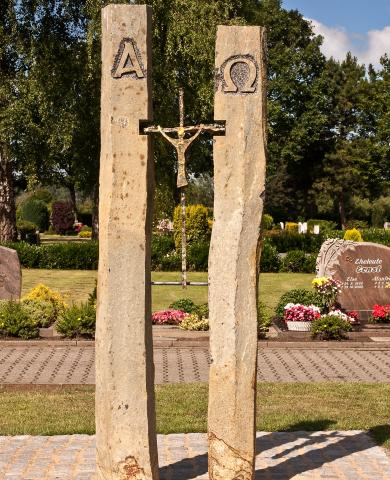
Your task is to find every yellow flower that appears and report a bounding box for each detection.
[312,277,328,286]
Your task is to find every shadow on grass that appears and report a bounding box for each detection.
[369,424,390,447]
[159,423,388,480]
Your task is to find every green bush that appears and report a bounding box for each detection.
[307,219,338,233]
[361,229,390,246]
[258,301,271,338]
[173,204,210,249]
[188,240,209,271]
[371,196,390,227]
[56,303,96,338]
[17,220,40,244]
[263,231,324,253]
[155,251,181,271]
[0,301,39,339]
[169,298,198,314]
[261,214,274,230]
[275,288,322,318]
[30,188,53,204]
[2,241,99,269]
[21,299,57,328]
[304,254,318,274]
[281,250,307,272]
[19,199,49,232]
[196,303,209,319]
[260,242,280,272]
[311,315,352,340]
[344,228,363,242]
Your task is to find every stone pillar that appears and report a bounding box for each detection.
[208,26,267,480]
[96,5,159,480]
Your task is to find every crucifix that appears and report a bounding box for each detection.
[143,88,225,288]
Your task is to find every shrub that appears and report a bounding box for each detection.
[370,304,390,323]
[371,196,390,227]
[312,277,342,312]
[56,303,96,338]
[196,303,209,319]
[156,250,181,271]
[261,214,273,230]
[311,315,352,341]
[152,309,187,325]
[17,220,40,244]
[281,250,307,272]
[263,231,324,253]
[78,230,92,238]
[0,301,39,339]
[346,220,368,230]
[180,313,209,331]
[19,199,49,232]
[88,282,97,306]
[187,240,209,271]
[307,219,338,233]
[169,298,198,314]
[51,201,75,234]
[30,188,53,204]
[23,284,66,316]
[344,228,363,242]
[173,204,210,249]
[275,288,322,318]
[21,299,57,328]
[260,242,280,272]
[361,229,390,247]
[304,254,317,274]
[38,242,99,269]
[258,301,271,338]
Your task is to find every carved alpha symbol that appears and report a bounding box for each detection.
[112,38,145,79]
[216,54,258,94]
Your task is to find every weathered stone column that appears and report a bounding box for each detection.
[96,5,159,480]
[208,26,267,480]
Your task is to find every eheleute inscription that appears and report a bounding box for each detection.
[111,37,146,79]
[216,54,258,94]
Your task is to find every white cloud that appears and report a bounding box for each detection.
[307,18,390,68]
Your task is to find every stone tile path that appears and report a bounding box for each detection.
[0,431,389,479]
[0,346,389,385]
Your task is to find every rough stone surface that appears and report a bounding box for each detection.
[317,239,390,321]
[0,432,390,479]
[96,5,158,480]
[0,246,21,300]
[208,25,267,480]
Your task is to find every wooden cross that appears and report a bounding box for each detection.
[142,88,225,287]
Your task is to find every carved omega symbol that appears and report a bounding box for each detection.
[112,37,146,79]
[216,54,258,94]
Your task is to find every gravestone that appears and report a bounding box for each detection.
[0,246,21,300]
[317,239,390,321]
[208,25,267,480]
[96,4,159,480]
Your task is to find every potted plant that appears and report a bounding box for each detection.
[283,303,321,331]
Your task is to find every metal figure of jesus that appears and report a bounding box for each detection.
[143,88,225,287]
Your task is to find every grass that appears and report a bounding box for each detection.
[21,270,313,313]
[0,383,388,450]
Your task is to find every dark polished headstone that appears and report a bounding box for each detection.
[317,239,390,321]
[0,246,21,301]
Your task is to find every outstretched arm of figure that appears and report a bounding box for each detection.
[185,125,204,146]
[157,126,178,147]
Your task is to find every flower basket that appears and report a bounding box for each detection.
[286,320,312,332]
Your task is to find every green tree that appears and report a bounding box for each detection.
[0,1,18,241]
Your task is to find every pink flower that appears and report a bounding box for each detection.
[284,304,321,322]
[152,309,188,325]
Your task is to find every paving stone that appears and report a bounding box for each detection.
[0,346,389,385]
[0,432,389,479]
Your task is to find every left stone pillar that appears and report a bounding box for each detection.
[96,5,159,480]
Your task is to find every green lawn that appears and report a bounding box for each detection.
[0,383,388,450]
[21,270,312,313]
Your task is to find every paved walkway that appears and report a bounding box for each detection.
[0,431,389,479]
[0,345,389,384]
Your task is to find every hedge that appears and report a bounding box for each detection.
[2,242,99,270]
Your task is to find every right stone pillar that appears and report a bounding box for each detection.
[208,25,267,480]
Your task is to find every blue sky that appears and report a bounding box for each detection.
[282,0,390,67]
